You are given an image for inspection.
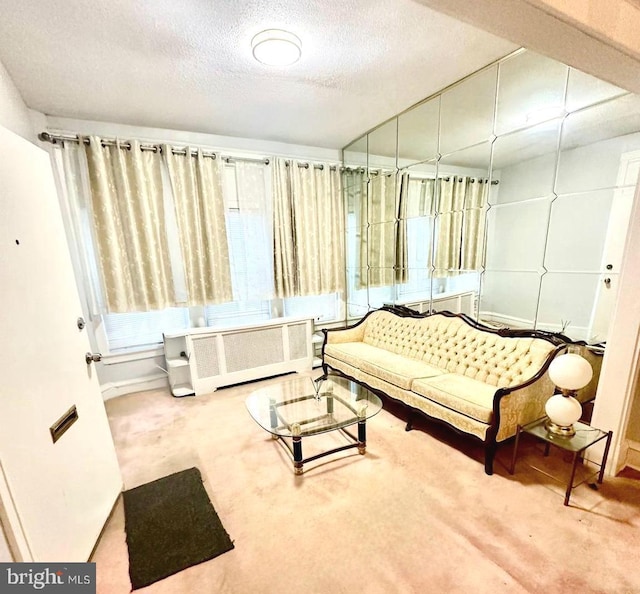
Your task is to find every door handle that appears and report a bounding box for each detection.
[604,278,611,288]
[85,352,102,365]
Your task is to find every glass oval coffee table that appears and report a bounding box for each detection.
[246,374,382,475]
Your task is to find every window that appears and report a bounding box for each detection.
[283,293,340,322]
[103,307,190,351]
[57,144,345,354]
[202,162,274,328]
[205,300,271,327]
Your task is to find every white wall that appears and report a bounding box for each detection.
[41,115,342,399]
[0,59,34,142]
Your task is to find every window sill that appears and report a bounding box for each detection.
[101,345,164,365]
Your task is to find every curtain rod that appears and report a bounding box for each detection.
[284,159,340,171]
[38,131,270,165]
[439,176,499,185]
[353,168,500,184]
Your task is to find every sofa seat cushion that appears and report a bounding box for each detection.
[412,374,496,424]
[325,342,444,390]
[324,342,381,369]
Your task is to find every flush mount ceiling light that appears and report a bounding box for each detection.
[251,29,302,66]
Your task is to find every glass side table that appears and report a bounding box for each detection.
[510,417,613,506]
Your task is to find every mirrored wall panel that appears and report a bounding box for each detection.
[398,97,439,166]
[342,48,639,344]
[495,51,567,135]
[440,66,497,154]
[479,270,541,326]
[536,273,602,340]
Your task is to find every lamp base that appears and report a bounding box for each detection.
[545,419,576,437]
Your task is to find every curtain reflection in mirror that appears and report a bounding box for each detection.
[343,168,367,289]
[435,176,488,273]
[353,171,487,297]
[461,178,489,270]
[364,170,396,288]
[396,173,434,283]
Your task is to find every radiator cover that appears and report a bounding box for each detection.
[165,317,313,396]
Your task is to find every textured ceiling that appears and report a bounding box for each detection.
[0,0,516,148]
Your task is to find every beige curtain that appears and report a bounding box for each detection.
[164,147,232,305]
[396,173,435,283]
[365,171,397,287]
[273,158,345,298]
[84,137,174,313]
[461,179,488,270]
[272,159,297,297]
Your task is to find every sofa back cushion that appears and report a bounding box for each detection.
[362,310,555,388]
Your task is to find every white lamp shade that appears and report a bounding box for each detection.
[251,29,302,66]
[545,393,582,427]
[548,352,593,391]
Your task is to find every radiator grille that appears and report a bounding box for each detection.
[192,336,220,378]
[223,327,284,373]
[288,323,308,360]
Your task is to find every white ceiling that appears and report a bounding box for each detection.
[0,0,517,149]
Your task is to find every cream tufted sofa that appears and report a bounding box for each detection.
[322,306,566,474]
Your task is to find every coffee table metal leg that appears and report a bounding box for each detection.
[327,395,334,415]
[357,419,366,454]
[293,435,303,475]
[269,398,277,431]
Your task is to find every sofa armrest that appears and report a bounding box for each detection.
[324,325,365,344]
[493,346,562,442]
[494,374,556,442]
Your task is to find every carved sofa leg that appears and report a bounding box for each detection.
[405,409,414,432]
[484,441,496,475]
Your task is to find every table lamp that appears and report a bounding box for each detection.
[545,351,593,436]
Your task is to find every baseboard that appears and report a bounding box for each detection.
[88,487,122,562]
[479,311,589,339]
[625,440,640,471]
[101,373,169,401]
[479,311,533,328]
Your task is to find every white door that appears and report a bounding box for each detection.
[589,150,640,342]
[0,126,122,561]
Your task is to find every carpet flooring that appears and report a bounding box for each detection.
[92,371,640,593]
